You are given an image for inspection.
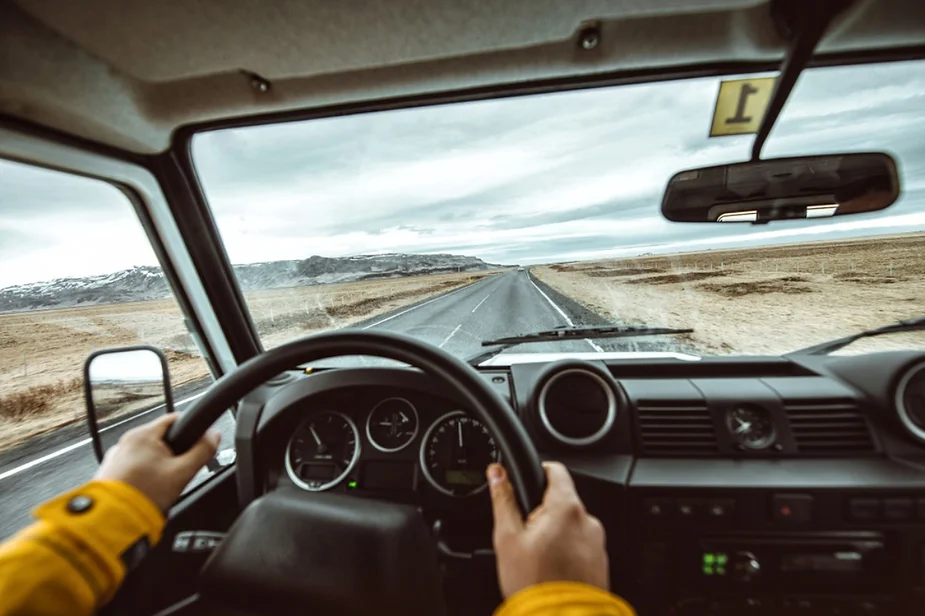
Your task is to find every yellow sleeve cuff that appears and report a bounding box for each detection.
[30,479,166,604]
[494,582,636,616]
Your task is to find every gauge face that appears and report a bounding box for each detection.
[286,411,360,491]
[419,411,499,497]
[366,398,419,452]
[725,405,776,450]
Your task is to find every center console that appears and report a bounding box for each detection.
[627,465,925,615]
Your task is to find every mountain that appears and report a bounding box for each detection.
[0,253,500,313]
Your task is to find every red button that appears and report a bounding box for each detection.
[772,494,812,524]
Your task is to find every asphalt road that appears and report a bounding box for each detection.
[0,270,678,539]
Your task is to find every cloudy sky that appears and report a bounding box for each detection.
[2,59,925,288]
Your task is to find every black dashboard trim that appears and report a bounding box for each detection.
[257,368,512,434]
[630,458,925,489]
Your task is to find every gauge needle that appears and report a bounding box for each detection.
[735,420,752,434]
[309,424,326,453]
[458,421,464,448]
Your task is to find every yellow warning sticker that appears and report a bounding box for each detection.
[709,77,777,137]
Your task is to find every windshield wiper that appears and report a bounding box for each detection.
[480,324,693,347]
[789,315,925,355]
[468,324,693,365]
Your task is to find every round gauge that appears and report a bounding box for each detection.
[285,410,360,491]
[725,405,776,450]
[419,411,500,497]
[366,397,419,452]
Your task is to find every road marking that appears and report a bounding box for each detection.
[362,282,479,329]
[0,392,206,483]
[586,339,605,352]
[471,294,490,313]
[528,277,603,353]
[439,324,462,348]
[528,278,574,325]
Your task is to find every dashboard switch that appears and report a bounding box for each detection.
[848,498,880,522]
[731,550,761,582]
[706,499,735,519]
[884,497,913,521]
[772,493,813,525]
[643,498,672,518]
[676,499,700,519]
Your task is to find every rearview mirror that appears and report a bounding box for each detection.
[661,152,899,223]
[84,346,173,462]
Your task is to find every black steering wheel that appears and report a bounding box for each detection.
[165,329,546,514]
[165,331,546,615]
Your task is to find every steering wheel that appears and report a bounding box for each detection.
[163,330,546,615]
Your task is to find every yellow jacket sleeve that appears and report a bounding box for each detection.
[494,581,636,616]
[0,479,164,616]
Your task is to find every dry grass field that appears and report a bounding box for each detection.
[0,271,490,451]
[534,233,925,356]
[89,381,167,419]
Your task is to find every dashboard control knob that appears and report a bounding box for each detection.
[732,551,761,582]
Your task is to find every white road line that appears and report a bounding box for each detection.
[362,283,477,329]
[471,294,490,313]
[528,278,574,325]
[586,339,605,352]
[0,392,206,483]
[439,324,462,348]
[528,277,603,353]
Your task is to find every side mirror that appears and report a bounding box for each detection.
[84,346,173,462]
[661,152,900,224]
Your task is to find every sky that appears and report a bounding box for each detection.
[2,59,925,288]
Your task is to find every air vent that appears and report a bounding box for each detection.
[637,400,717,455]
[537,368,617,447]
[786,401,874,453]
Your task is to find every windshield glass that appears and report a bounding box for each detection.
[192,59,925,362]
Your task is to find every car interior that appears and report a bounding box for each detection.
[3,0,925,615]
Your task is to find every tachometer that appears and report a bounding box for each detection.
[419,411,499,497]
[366,397,419,452]
[285,410,360,491]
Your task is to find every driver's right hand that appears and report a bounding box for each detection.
[487,461,609,598]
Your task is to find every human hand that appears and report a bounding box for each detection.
[95,413,221,512]
[487,461,609,598]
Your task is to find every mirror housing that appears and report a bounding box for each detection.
[661,152,899,224]
[83,345,173,462]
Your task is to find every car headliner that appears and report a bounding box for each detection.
[0,0,924,154]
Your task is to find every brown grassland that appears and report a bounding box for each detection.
[534,233,925,356]
[0,271,490,452]
[90,381,168,419]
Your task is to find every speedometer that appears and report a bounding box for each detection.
[419,411,499,497]
[285,410,360,491]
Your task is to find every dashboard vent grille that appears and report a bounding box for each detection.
[637,400,717,455]
[785,401,874,453]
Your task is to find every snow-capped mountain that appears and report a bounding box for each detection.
[0,253,500,313]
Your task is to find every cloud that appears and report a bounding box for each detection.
[2,59,925,287]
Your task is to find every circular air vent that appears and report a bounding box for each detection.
[537,368,617,447]
[895,362,925,445]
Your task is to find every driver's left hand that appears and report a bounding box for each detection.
[95,413,221,512]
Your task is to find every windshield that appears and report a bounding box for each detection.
[192,59,925,363]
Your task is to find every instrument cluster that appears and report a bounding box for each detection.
[282,394,498,498]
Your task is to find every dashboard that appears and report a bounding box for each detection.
[238,350,925,615]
